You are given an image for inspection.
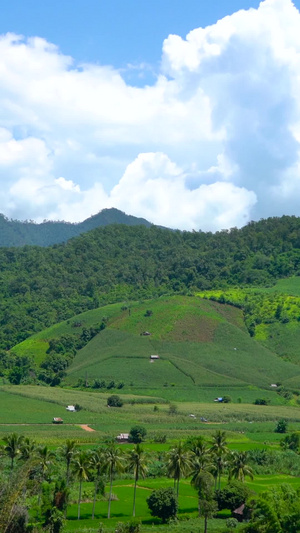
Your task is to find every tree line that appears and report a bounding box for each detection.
[2,429,300,532]
[1,215,300,352]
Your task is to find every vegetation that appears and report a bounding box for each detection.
[2,215,300,352]
[146,488,178,523]
[2,214,300,531]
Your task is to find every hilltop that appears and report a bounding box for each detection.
[1,214,300,351]
[0,207,152,247]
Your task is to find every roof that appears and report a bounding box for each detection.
[233,504,245,515]
[117,433,129,440]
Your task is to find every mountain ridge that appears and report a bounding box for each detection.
[0,208,153,247]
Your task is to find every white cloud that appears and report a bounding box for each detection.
[0,0,300,229]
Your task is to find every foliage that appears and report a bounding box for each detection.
[107,395,123,407]
[280,432,300,452]
[129,426,147,444]
[3,214,300,355]
[147,487,178,523]
[254,398,270,406]
[115,520,141,533]
[275,419,288,433]
[216,481,252,511]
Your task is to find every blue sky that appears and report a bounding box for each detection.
[1,0,300,230]
[0,1,263,71]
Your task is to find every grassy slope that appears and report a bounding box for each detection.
[66,295,300,390]
[12,294,300,393]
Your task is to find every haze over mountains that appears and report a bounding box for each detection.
[0,208,152,247]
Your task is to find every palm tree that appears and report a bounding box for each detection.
[59,439,77,486]
[166,441,192,497]
[72,451,91,520]
[36,445,56,505]
[103,443,125,519]
[187,436,209,459]
[228,451,254,482]
[126,444,149,517]
[89,448,105,520]
[19,437,36,461]
[210,430,228,456]
[2,433,24,474]
[190,455,214,516]
[210,430,229,490]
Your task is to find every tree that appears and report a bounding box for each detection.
[216,481,252,512]
[129,426,147,444]
[103,444,125,519]
[280,432,300,452]
[166,442,192,497]
[19,437,36,461]
[275,419,288,433]
[168,404,178,415]
[2,433,24,473]
[127,444,149,517]
[146,488,178,523]
[210,430,229,490]
[72,451,90,520]
[228,451,254,483]
[107,395,123,407]
[89,448,105,520]
[59,439,77,486]
[191,470,216,533]
[191,466,214,517]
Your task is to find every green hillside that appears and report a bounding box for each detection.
[2,215,300,350]
[12,295,300,399]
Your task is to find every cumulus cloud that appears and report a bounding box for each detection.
[0,0,300,229]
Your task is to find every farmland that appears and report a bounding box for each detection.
[2,283,300,531]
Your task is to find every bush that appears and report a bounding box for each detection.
[115,520,141,532]
[147,488,178,523]
[254,398,270,405]
[216,481,252,512]
[129,426,147,443]
[275,419,288,433]
[168,404,178,415]
[222,395,232,403]
[107,395,123,407]
[280,432,300,452]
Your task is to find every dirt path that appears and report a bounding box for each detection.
[79,424,95,432]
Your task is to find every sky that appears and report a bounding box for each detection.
[1,0,300,231]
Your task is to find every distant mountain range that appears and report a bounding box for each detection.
[0,208,153,247]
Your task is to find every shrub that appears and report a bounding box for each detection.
[226,517,239,531]
[115,520,141,532]
[107,395,123,407]
[216,481,252,512]
[280,432,300,452]
[222,395,232,403]
[147,488,178,523]
[275,419,288,433]
[129,426,147,443]
[168,404,178,415]
[254,398,270,405]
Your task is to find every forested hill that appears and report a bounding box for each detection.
[1,215,300,350]
[0,208,152,247]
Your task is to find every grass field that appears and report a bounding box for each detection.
[1,385,300,448]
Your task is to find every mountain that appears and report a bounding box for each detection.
[0,208,153,247]
[1,215,300,351]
